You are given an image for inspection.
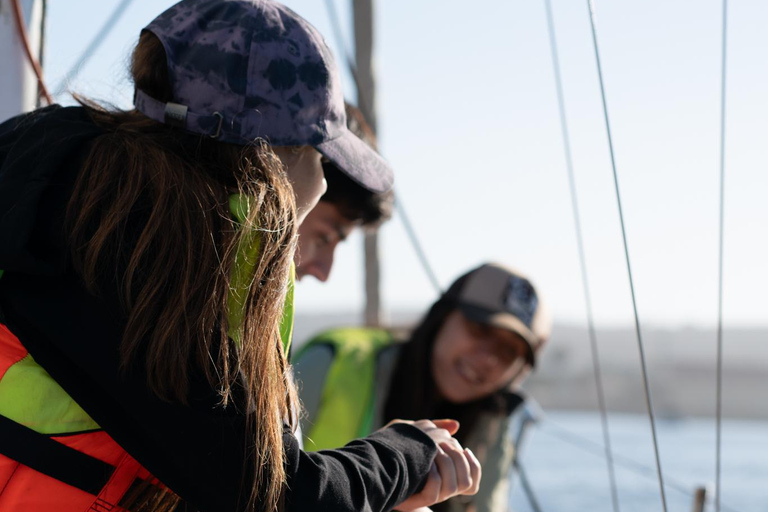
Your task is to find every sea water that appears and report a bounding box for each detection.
[509,411,768,512]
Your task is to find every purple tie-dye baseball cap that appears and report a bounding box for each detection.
[133,0,392,193]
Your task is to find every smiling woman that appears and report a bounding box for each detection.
[294,262,551,512]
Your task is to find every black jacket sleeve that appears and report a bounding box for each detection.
[285,423,435,512]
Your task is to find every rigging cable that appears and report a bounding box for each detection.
[393,198,442,294]
[541,1,620,510]
[322,0,443,294]
[39,0,46,78]
[11,0,53,104]
[584,1,668,510]
[513,460,543,512]
[715,1,728,511]
[52,0,137,99]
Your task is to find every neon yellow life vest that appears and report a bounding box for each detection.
[295,328,395,451]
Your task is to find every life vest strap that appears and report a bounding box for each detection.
[0,412,114,496]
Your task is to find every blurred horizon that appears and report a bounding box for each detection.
[293,309,768,419]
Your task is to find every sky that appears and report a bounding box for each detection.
[35,0,768,329]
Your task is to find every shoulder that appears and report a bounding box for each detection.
[0,105,99,145]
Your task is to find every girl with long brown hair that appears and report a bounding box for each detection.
[0,1,479,511]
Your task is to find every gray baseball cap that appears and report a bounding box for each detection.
[447,263,550,367]
[134,0,393,193]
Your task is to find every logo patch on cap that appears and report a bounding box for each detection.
[503,276,538,328]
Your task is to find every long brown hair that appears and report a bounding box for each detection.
[66,33,297,512]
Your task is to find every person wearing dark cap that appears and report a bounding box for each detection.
[0,1,479,511]
[294,263,551,512]
[296,103,394,282]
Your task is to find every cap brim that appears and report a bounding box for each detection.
[459,304,538,367]
[316,128,394,194]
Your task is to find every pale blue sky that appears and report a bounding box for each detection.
[42,0,768,328]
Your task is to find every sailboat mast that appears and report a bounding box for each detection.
[353,0,383,328]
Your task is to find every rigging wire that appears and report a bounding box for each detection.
[535,422,743,512]
[715,1,728,511]
[322,0,443,294]
[584,1,669,510]
[52,0,137,99]
[11,0,53,104]
[394,198,442,294]
[541,1,620,510]
[39,0,47,75]
[513,460,544,512]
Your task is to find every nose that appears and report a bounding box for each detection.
[468,349,501,377]
[315,255,334,282]
[306,248,335,283]
[308,265,330,283]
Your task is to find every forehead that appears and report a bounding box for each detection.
[462,313,527,348]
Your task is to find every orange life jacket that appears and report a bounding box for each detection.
[0,323,158,511]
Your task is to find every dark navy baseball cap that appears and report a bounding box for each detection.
[133,0,393,193]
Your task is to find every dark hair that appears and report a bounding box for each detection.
[320,164,394,228]
[319,103,393,228]
[68,32,296,512]
[384,276,522,512]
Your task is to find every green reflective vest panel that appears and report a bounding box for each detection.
[0,324,99,434]
[295,328,394,451]
[227,194,295,354]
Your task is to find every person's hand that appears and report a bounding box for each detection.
[388,419,481,511]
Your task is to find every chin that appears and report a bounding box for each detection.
[438,384,476,405]
[453,394,483,405]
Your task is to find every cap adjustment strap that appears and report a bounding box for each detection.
[134,89,225,139]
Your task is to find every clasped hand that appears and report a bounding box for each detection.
[387,419,481,512]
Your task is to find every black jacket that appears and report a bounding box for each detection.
[0,106,436,512]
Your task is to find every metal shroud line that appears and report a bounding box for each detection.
[585,1,668,510]
[715,1,728,511]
